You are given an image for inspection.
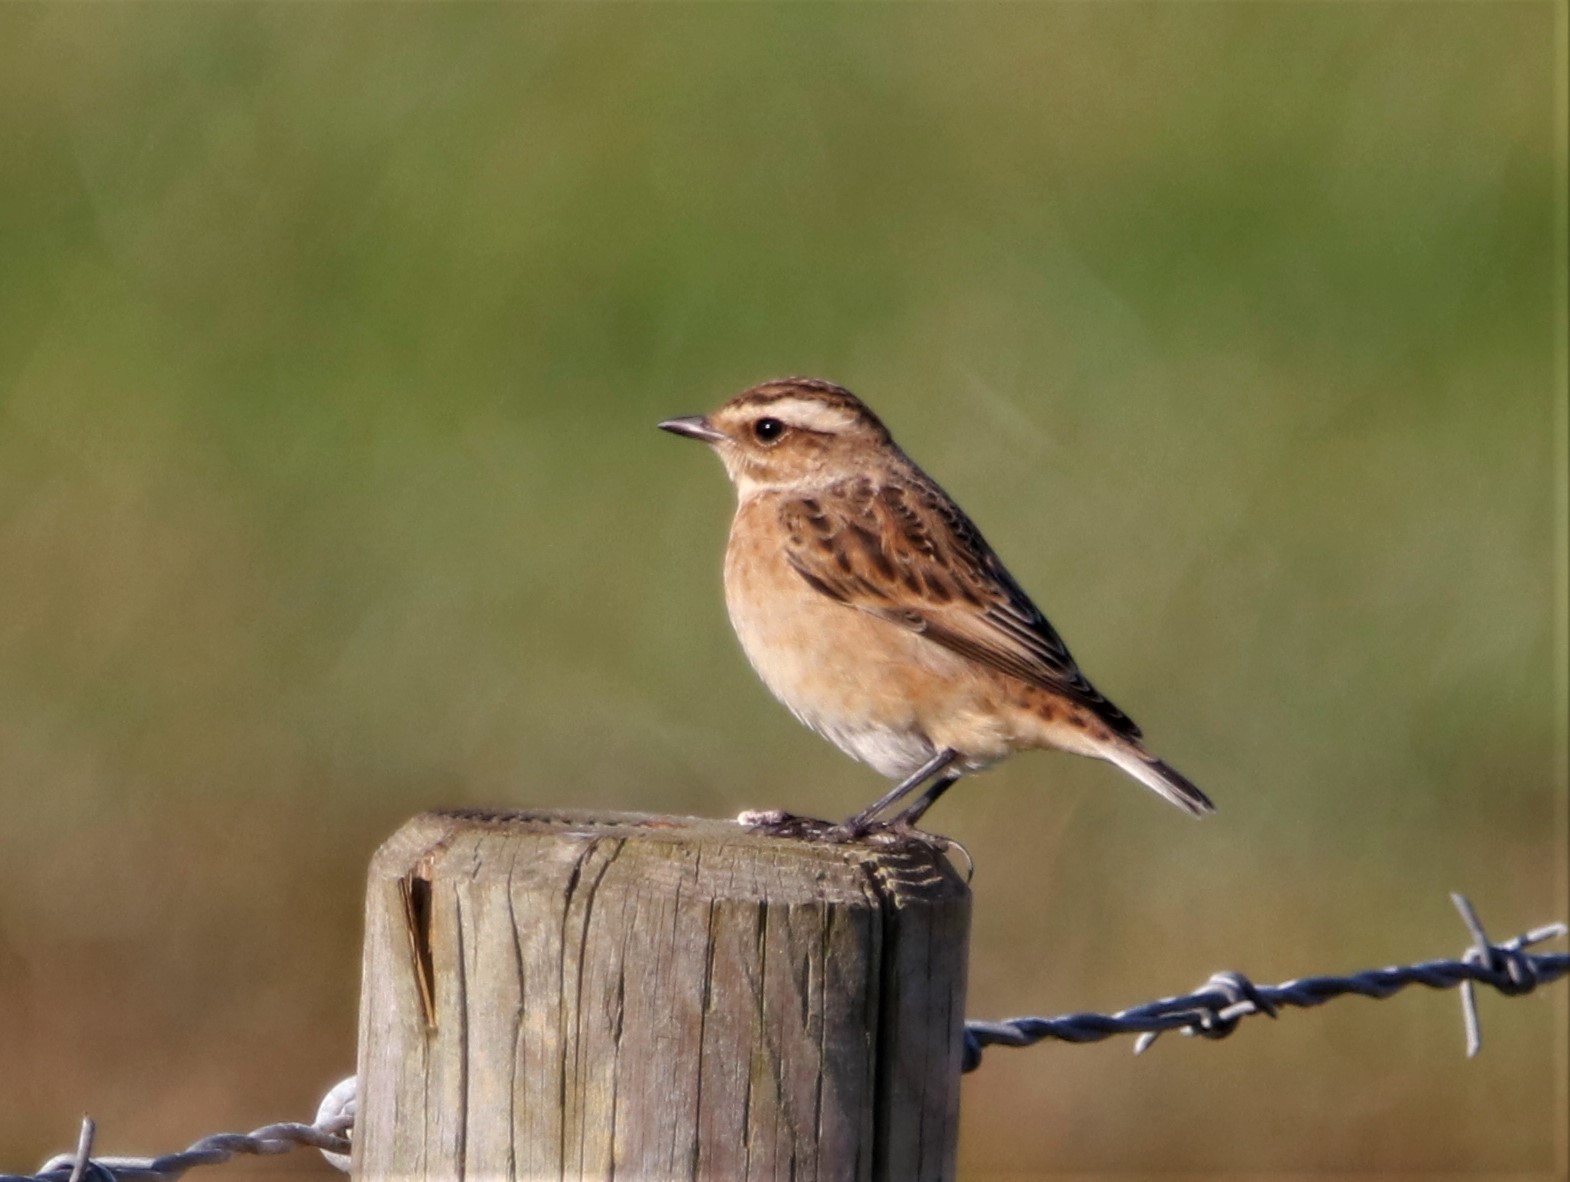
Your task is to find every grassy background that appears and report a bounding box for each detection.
[1,3,1564,1177]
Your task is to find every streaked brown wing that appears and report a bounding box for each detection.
[778,477,1141,739]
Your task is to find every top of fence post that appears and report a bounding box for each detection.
[353,808,972,1182]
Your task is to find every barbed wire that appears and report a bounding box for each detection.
[3,1078,355,1182]
[961,894,1568,1070]
[6,896,1564,1182]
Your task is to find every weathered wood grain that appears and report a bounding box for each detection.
[354,809,970,1182]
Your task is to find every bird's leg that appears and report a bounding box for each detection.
[842,748,961,834]
[887,770,963,829]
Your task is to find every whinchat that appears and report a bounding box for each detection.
[659,377,1213,832]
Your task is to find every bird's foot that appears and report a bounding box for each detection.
[739,808,935,847]
[737,810,970,876]
[835,816,974,878]
[840,815,947,849]
[736,808,840,839]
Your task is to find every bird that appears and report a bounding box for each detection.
[658,377,1213,834]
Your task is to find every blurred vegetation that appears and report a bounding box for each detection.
[0,3,1563,1177]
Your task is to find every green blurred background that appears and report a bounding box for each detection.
[1,3,1564,1177]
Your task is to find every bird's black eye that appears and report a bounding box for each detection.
[753,417,785,444]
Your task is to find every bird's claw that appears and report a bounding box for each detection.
[737,809,966,876]
[736,809,841,839]
[739,808,925,845]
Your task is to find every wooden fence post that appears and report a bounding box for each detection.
[353,809,970,1182]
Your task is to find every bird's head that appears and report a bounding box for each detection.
[659,377,894,494]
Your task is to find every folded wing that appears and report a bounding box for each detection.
[778,476,1142,740]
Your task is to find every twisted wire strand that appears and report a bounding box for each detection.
[961,894,1568,1070]
[4,1079,356,1182]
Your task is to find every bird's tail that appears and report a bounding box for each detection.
[1101,742,1215,817]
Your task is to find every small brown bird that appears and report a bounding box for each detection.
[659,377,1213,832]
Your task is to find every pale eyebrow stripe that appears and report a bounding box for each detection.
[761,397,859,434]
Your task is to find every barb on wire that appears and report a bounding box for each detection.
[961,894,1569,1071]
[2,1077,356,1182]
[64,1118,93,1182]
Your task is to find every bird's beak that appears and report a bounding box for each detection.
[658,415,727,444]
